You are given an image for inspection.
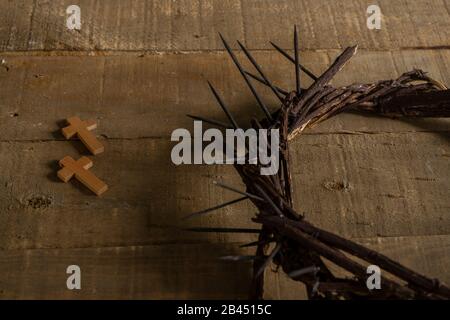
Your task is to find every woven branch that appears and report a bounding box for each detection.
[188,30,450,300]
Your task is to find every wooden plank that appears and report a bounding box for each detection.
[0,131,448,250]
[0,0,448,301]
[1,50,449,141]
[1,0,449,52]
[0,235,447,299]
[0,139,257,250]
[290,132,450,239]
[357,235,450,285]
[0,243,253,299]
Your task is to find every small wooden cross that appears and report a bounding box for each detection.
[62,116,104,155]
[57,156,108,196]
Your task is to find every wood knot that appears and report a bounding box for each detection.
[323,180,351,192]
[26,195,53,209]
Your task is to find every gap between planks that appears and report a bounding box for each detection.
[2,47,450,57]
[0,234,449,252]
[1,130,450,143]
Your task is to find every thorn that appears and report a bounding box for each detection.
[187,114,232,129]
[183,196,248,219]
[244,71,288,95]
[294,25,301,95]
[218,33,273,122]
[219,255,263,261]
[207,80,239,129]
[255,242,281,278]
[288,266,320,278]
[254,184,284,217]
[213,180,265,201]
[239,238,275,248]
[185,227,261,234]
[270,41,318,81]
[311,280,320,296]
[237,40,285,103]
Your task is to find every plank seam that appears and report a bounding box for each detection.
[2,47,450,57]
[1,130,449,143]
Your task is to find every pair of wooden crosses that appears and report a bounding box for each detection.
[57,116,108,196]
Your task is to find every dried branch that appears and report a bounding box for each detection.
[190,29,450,300]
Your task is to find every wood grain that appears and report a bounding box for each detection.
[0,0,449,51]
[0,50,449,141]
[0,0,449,299]
[0,243,254,299]
[0,132,448,251]
[0,236,448,299]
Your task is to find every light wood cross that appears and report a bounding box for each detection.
[62,116,104,155]
[57,156,108,196]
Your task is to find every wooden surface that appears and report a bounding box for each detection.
[1,0,449,51]
[0,0,449,299]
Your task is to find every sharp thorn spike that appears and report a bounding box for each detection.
[207,81,239,129]
[311,280,320,296]
[183,196,248,219]
[239,238,275,248]
[187,114,232,129]
[270,41,318,81]
[254,184,284,217]
[244,71,288,95]
[237,40,284,103]
[213,180,265,202]
[219,255,263,261]
[294,25,301,95]
[288,266,320,279]
[239,241,260,248]
[218,34,273,122]
[270,41,294,62]
[255,242,281,278]
[185,227,261,234]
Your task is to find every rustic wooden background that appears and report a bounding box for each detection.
[0,0,449,299]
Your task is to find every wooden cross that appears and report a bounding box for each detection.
[62,116,104,155]
[57,156,108,196]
